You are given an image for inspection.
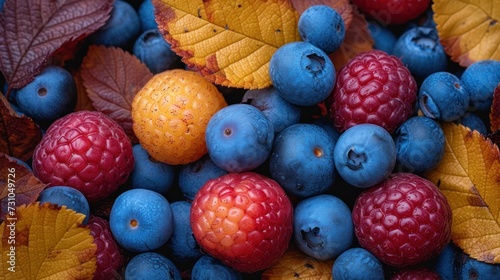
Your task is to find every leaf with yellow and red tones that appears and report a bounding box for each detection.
[154,0,301,89]
[290,0,353,29]
[81,46,153,144]
[0,0,113,95]
[0,94,42,161]
[424,122,500,263]
[433,0,500,67]
[328,5,374,71]
[261,245,334,279]
[489,83,500,132]
[73,70,96,112]
[0,153,48,222]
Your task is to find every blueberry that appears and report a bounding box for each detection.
[133,29,181,74]
[312,116,341,145]
[394,116,445,174]
[109,188,173,252]
[205,104,274,172]
[270,123,336,198]
[38,186,90,224]
[367,21,397,55]
[166,201,203,262]
[461,59,500,111]
[190,255,242,280]
[293,194,353,260]
[0,0,5,12]
[393,27,448,79]
[334,124,396,189]
[15,65,77,125]
[457,251,500,280]
[178,154,227,201]
[138,0,157,32]
[433,243,459,280]
[129,144,176,195]
[298,5,345,54]
[88,0,140,48]
[269,41,336,106]
[124,252,182,280]
[242,87,301,134]
[456,112,487,134]
[332,247,385,280]
[419,71,469,122]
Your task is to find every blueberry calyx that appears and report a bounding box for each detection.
[301,227,323,250]
[419,92,441,119]
[412,27,440,51]
[304,53,325,74]
[346,149,366,170]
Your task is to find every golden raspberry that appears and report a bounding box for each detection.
[131,69,227,165]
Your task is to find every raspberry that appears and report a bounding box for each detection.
[390,266,441,280]
[326,50,417,134]
[352,0,431,25]
[32,111,134,202]
[190,172,293,273]
[131,69,227,165]
[352,173,452,268]
[88,215,126,279]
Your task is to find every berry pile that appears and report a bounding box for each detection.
[3,0,500,279]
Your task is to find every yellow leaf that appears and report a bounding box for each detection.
[0,202,96,279]
[423,122,500,263]
[433,0,500,67]
[261,245,334,279]
[154,0,301,89]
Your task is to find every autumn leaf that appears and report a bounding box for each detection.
[0,153,47,221]
[73,70,96,112]
[290,0,353,30]
[433,0,500,67]
[81,46,153,143]
[0,94,42,161]
[261,245,334,279]
[0,202,96,279]
[489,83,500,132]
[0,0,113,95]
[154,0,301,89]
[424,122,500,263]
[328,4,373,71]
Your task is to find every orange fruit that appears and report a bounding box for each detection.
[131,69,227,165]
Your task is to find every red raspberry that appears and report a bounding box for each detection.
[32,111,134,202]
[88,215,126,279]
[352,173,451,268]
[190,172,293,273]
[390,266,441,280]
[352,0,431,25]
[326,50,417,133]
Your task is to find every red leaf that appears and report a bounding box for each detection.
[0,0,113,94]
[80,46,154,144]
[0,94,42,161]
[490,83,500,132]
[0,153,48,221]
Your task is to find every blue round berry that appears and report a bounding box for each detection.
[38,186,90,224]
[124,252,181,280]
[178,154,227,201]
[242,87,301,134]
[191,255,242,280]
[312,117,341,145]
[332,247,385,280]
[433,243,459,280]
[419,71,469,122]
[129,144,176,195]
[270,123,336,198]
[457,112,487,135]
[293,194,353,260]
[205,104,274,172]
[109,188,173,252]
[133,29,181,74]
[367,21,397,55]
[298,5,345,54]
[394,116,445,174]
[334,124,396,189]
[138,0,157,32]
[89,0,140,47]
[15,65,77,124]
[393,27,448,79]
[269,41,336,106]
[166,201,203,262]
[461,59,500,111]
[457,252,500,280]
